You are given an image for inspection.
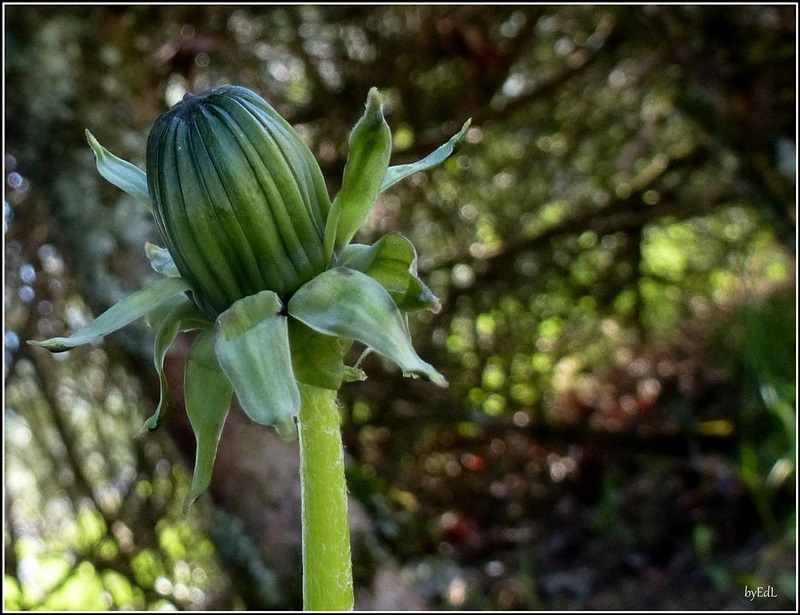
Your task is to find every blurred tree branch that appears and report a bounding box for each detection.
[426,144,715,283]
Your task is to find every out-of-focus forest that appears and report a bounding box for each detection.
[4,5,796,611]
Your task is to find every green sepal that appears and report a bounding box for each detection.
[184,329,234,511]
[338,232,440,313]
[213,291,300,440]
[380,119,471,192]
[145,243,181,278]
[28,276,192,352]
[342,365,367,382]
[86,130,151,211]
[288,268,447,386]
[137,297,211,438]
[288,319,346,390]
[324,88,392,260]
[145,292,187,330]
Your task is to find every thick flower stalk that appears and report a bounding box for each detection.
[30,84,469,610]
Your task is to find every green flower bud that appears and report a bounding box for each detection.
[146,85,332,319]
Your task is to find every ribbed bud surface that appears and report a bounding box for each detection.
[146,85,331,318]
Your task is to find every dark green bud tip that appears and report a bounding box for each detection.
[146,85,332,319]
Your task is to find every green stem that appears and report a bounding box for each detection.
[298,383,354,611]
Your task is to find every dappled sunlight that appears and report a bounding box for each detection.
[6,4,796,610]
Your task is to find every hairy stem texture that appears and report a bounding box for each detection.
[298,383,354,611]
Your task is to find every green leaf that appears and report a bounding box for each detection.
[324,88,392,259]
[214,291,300,440]
[86,130,151,211]
[28,276,192,352]
[380,119,471,192]
[184,329,234,510]
[338,232,440,312]
[288,268,447,386]
[288,319,346,390]
[145,242,181,277]
[137,297,211,437]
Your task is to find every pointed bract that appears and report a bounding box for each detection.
[86,130,151,210]
[214,291,301,440]
[137,297,210,437]
[380,119,471,192]
[324,88,392,259]
[288,268,447,386]
[339,232,440,313]
[184,329,234,510]
[28,276,191,352]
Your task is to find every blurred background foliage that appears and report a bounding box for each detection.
[4,4,796,610]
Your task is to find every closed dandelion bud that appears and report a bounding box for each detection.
[146,85,331,319]
[33,84,466,516]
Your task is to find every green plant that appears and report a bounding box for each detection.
[30,84,468,610]
[734,294,796,538]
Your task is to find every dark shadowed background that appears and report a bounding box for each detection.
[4,5,796,610]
